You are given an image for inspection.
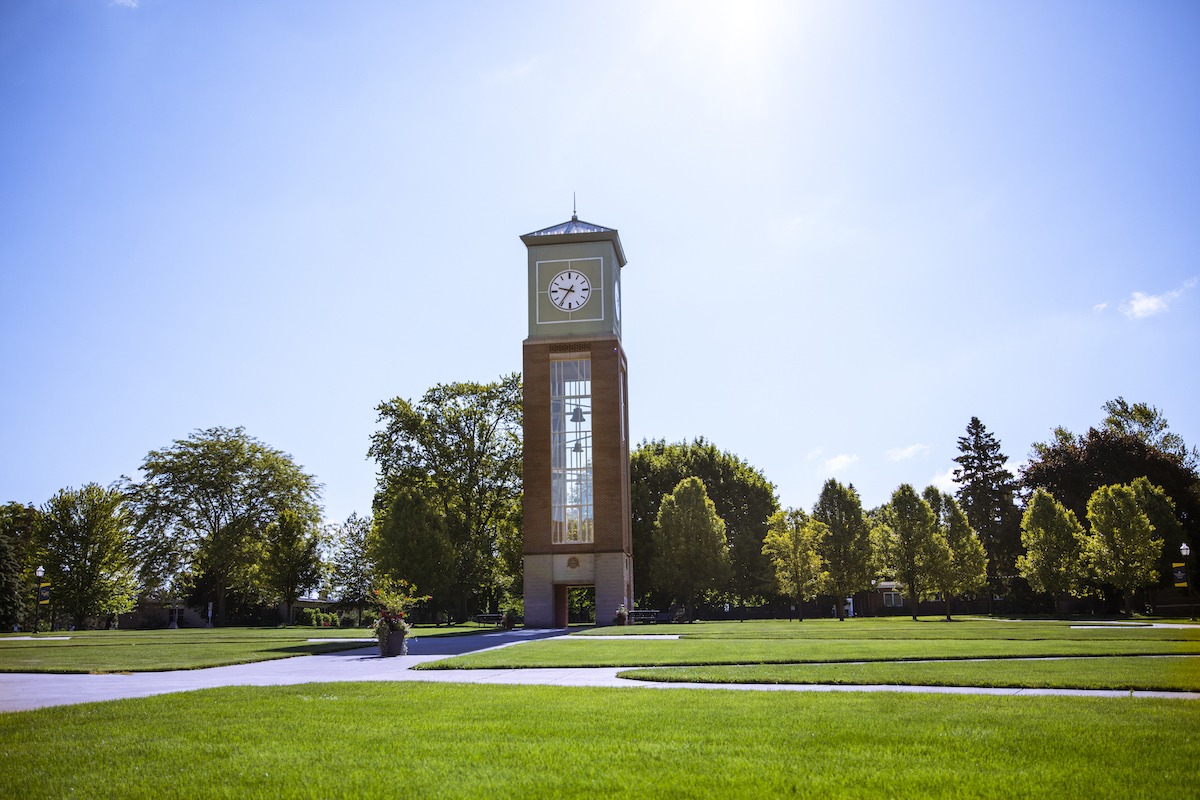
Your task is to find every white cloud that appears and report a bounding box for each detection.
[805,447,824,462]
[886,443,930,462]
[928,467,957,494]
[824,454,858,475]
[1121,291,1169,318]
[110,0,140,7]
[1119,277,1197,319]
[1092,302,1108,313]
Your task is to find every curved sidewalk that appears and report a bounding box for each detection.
[3,630,1198,713]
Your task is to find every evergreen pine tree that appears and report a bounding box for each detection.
[953,417,1021,599]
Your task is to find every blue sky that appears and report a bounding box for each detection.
[2,1,1198,524]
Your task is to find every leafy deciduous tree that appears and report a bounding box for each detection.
[40,484,138,628]
[0,503,42,629]
[811,479,872,620]
[650,477,730,618]
[1084,481,1167,615]
[923,488,988,620]
[126,426,323,625]
[261,509,324,623]
[368,375,522,618]
[1023,405,1199,581]
[328,512,374,623]
[1102,397,1198,469]
[0,530,23,629]
[370,482,456,612]
[883,484,948,621]
[631,438,778,606]
[761,508,827,621]
[1017,488,1086,604]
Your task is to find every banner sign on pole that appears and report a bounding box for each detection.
[1173,562,1189,589]
[37,583,51,605]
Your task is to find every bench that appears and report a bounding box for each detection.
[628,609,660,624]
[472,613,503,626]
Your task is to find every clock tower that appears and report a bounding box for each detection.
[521,214,631,627]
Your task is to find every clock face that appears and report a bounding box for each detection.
[548,270,591,311]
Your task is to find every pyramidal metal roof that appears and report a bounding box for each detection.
[520,215,627,267]
[523,215,615,237]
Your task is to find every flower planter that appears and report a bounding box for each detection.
[379,630,407,657]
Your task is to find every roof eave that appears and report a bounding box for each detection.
[520,228,628,268]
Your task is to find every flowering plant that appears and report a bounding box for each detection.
[371,577,430,645]
[614,604,629,625]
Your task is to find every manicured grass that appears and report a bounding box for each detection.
[0,625,475,673]
[421,618,1200,670]
[1,682,1196,799]
[582,617,1200,640]
[619,655,1200,692]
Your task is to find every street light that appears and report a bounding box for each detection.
[1182,543,1195,622]
[33,566,44,634]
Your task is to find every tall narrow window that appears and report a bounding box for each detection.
[551,358,593,544]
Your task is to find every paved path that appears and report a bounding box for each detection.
[2,630,1197,712]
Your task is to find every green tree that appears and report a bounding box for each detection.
[1084,482,1167,615]
[328,512,374,624]
[0,503,41,629]
[923,488,988,620]
[883,484,947,621]
[952,417,1021,598]
[261,509,324,624]
[1017,489,1087,606]
[811,479,872,620]
[0,530,22,629]
[761,508,827,621]
[369,482,456,612]
[1102,397,1199,469]
[650,477,730,618]
[1023,403,1199,585]
[126,426,323,625]
[631,438,778,606]
[368,374,522,618]
[40,484,138,628]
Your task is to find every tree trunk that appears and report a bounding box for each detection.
[945,594,952,621]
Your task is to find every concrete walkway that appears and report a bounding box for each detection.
[2,629,1198,713]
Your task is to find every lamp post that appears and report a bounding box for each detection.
[1182,543,1195,622]
[33,566,44,634]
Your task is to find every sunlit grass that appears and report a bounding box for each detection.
[423,631,1200,670]
[1,682,1196,799]
[620,655,1200,692]
[420,619,1200,695]
[0,624,475,673]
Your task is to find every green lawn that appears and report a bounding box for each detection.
[421,618,1200,671]
[1,682,1196,799]
[620,655,1200,692]
[0,625,476,673]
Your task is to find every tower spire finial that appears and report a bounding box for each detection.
[572,192,577,221]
